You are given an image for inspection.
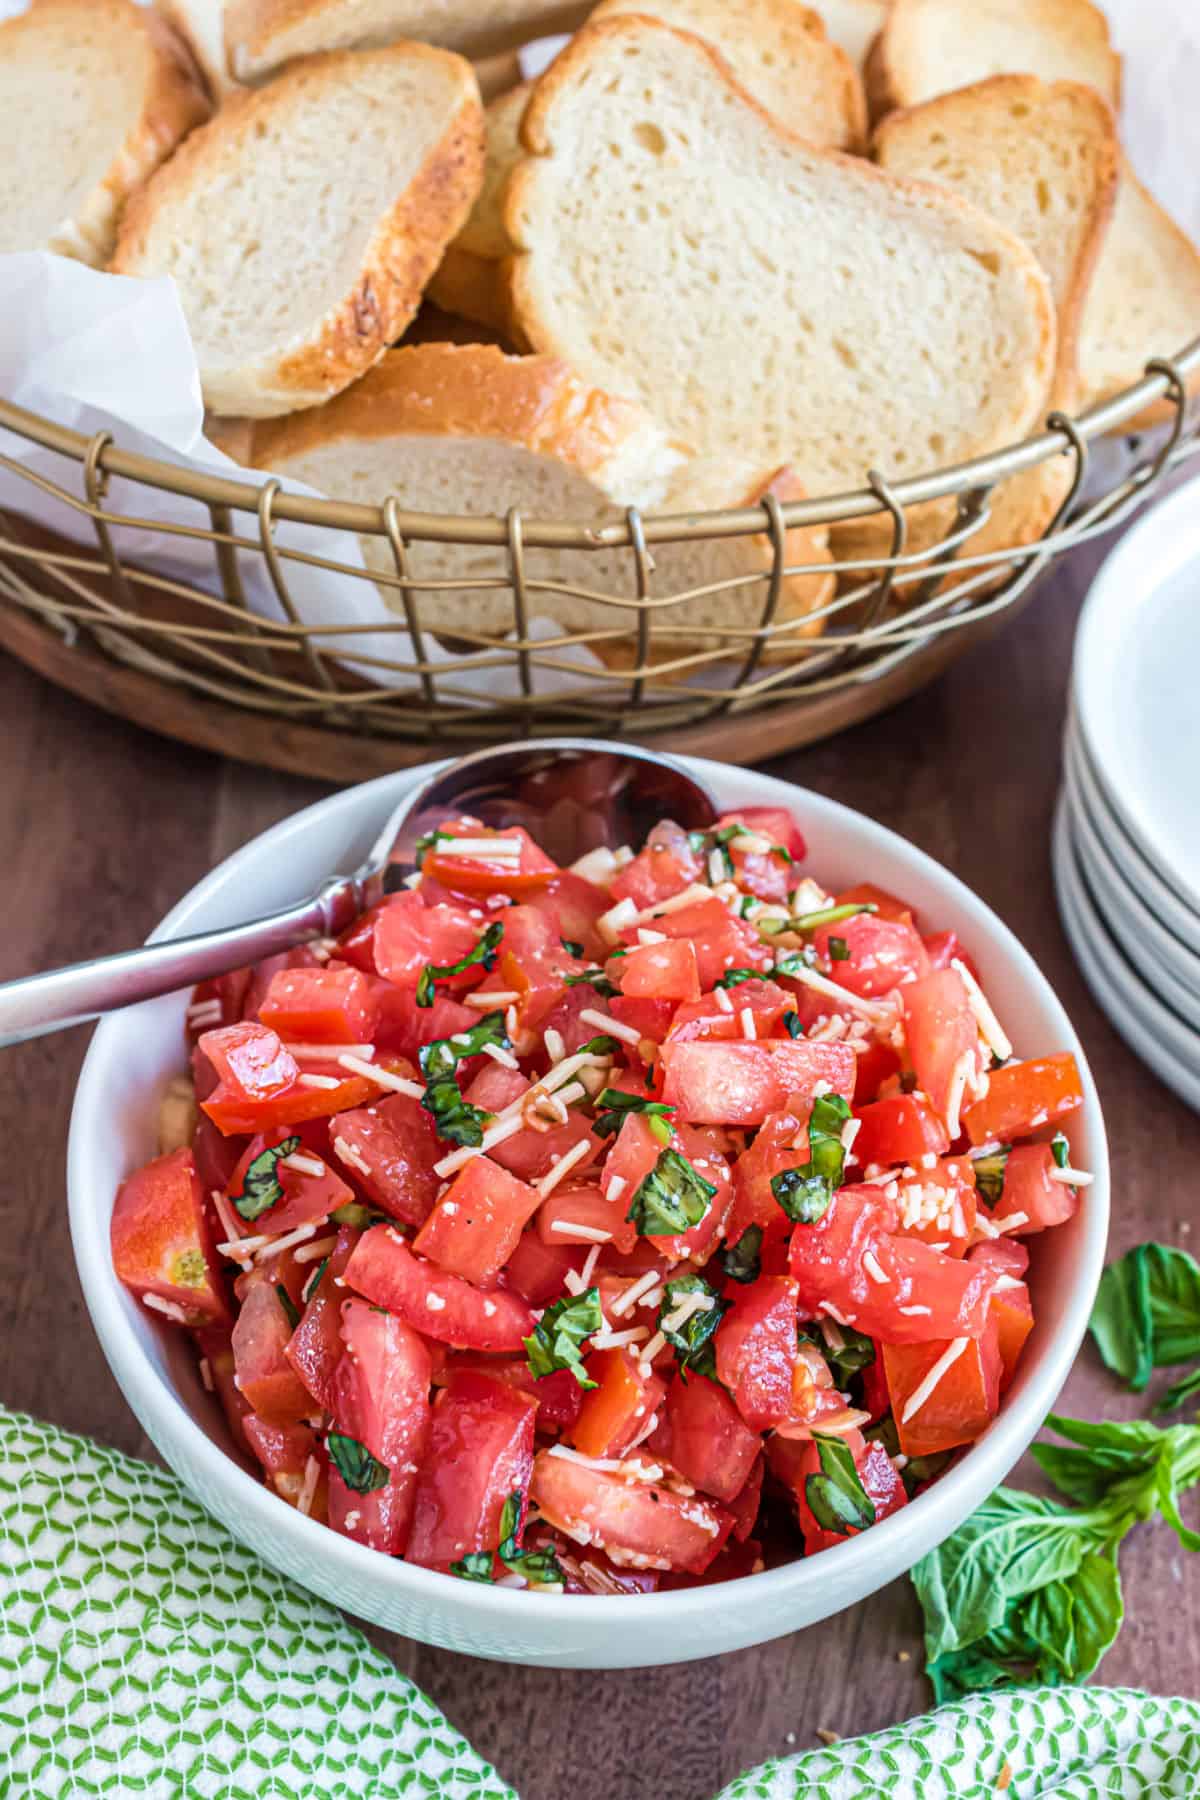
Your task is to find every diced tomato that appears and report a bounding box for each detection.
[622,896,767,991]
[530,1448,733,1574]
[240,948,324,1027]
[242,1415,318,1495]
[537,1183,638,1258]
[231,1283,313,1426]
[596,1112,728,1262]
[901,969,980,1124]
[608,995,676,1048]
[499,1113,604,1187]
[661,1039,855,1126]
[192,1109,243,1195]
[194,1326,254,1456]
[223,1127,354,1238]
[610,820,702,910]
[343,1227,536,1351]
[724,1107,803,1252]
[616,938,701,1003]
[835,882,914,927]
[719,806,807,862]
[413,1156,543,1286]
[989,1281,1034,1387]
[365,890,483,991]
[813,914,929,998]
[521,872,611,963]
[883,1312,1002,1458]
[659,1373,760,1502]
[111,1147,230,1327]
[366,979,480,1061]
[890,1156,977,1259]
[726,1453,764,1541]
[570,1348,665,1459]
[258,964,378,1044]
[714,1275,799,1430]
[922,930,979,982]
[328,1466,413,1555]
[327,1091,442,1228]
[330,1297,431,1495]
[199,1021,298,1103]
[406,1371,537,1569]
[490,903,587,1031]
[532,1367,585,1433]
[988,1142,1079,1235]
[200,1021,378,1136]
[962,1053,1085,1145]
[504,1230,584,1307]
[285,1226,360,1410]
[852,1040,902,1107]
[968,1236,1029,1281]
[186,968,251,1040]
[852,1094,949,1169]
[715,810,802,903]
[424,823,558,896]
[769,1435,905,1555]
[664,979,794,1045]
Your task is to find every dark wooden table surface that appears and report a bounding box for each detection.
[2,519,1198,1800]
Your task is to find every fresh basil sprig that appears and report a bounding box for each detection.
[805,1432,876,1535]
[415,921,503,1008]
[971,1146,1011,1207]
[659,1273,728,1379]
[1090,1240,1200,1400]
[327,1432,390,1493]
[592,1088,676,1140]
[419,1011,510,1082]
[523,1287,602,1389]
[451,1489,566,1587]
[722,1225,763,1285]
[232,1135,302,1222]
[626,1147,716,1238]
[564,969,619,997]
[771,1093,852,1225]
[576,1034,620,1058]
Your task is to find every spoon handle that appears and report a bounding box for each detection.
[0,876,360,1048]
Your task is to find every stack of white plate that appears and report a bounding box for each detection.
[1053,473,1200,1113]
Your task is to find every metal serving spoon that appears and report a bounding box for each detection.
[0,738,717,1048]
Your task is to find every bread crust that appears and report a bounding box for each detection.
[112,43,486,417]
[5,0,210,266]
[226,0,590,78]
[427,83,530,338]
[871,0,1121,117]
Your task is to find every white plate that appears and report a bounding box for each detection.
[1072,472,1200,914]
[1053,798,1200,1113]
[1061,743,1200,1017]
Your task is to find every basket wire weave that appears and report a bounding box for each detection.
[0,337,1197,747]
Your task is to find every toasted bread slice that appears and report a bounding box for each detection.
[505,17,1055,504]
[812,0,890,72]
[0,0,209,267]
[247,343,834,660]
[427,83,531,340]
[870,0,1120,116]
[589,0,867,150]
[1078,159,1200,430]
[874,76,1119,401]
[112,44,485,418]
[224,0,589,81]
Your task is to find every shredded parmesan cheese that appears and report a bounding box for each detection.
[463,989,521,1008]
[298,1072,340,1090]
[341,1053,423,1094]
[862,1249,890,1285]
[143,1293,190,1325]
[900,1338,970,1423]
[951,958,1013,1063]
[739,1007,758,1041]
[549,1220,611,1244]
[279,1151,326,1179]
[294,1234,337,1264]
[609,1270,663,1319]
[331,1136,371,1178]
[1049,1165,1093,1186]
[436,836,523,859]
[582,1007,639,1046]
[714,986,734,1015]
[535,1137,595,1197]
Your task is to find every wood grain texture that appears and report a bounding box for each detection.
[1,518,1198,1800]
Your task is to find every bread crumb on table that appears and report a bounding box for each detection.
[897,1648,911,1662]
[816,1728,841,1746]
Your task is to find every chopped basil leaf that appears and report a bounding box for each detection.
[722,1225,763,1285]
[771,843,794,865]
[232,1134,302,1222]
[782,1010,804,1040]
[759,901,877,937]
[561,939,585,958]
[414,828,451,869]
[626,1146,716,1238]
[419,1011,510,1082]
[497,1487,565,1586]
[772,948,818,979]
[421,1075,492,1148]
[714,968,762,990]
[416,920,503,1009]
[564,969,619,998]
[805,1432,876,1535]
[304,1256,330,1301]
[828,936,849,962]
[450,1551,495,1583]
[275,1284,301,1330]
[1050,1132,1070,1170]
[971,1147,1011,1207]
[418,1011,510,1146]
[593,1088,676,1138]
[523,1288,601,1389]
[577,1035,620,1058]
[771,1093,851,1224]
[824,1323,875,1384]
[659,1273,728,1379]
[330,1201,384,1229]
[326,1432,389,1493]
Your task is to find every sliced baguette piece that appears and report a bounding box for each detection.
[874,76,1119,402]
[506,16,1056,503]
[224,0,590,82]
[0,0,209,268]
[246,344,834,659]
[111,44,485,418]
[158,1,237,97]
[589,0,867,150]
[870,0,1120,117]
[812,0,890,74]
[427,83,531,341]
[1077,159,1200,431]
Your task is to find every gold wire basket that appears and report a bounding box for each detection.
[1,339,1197,780]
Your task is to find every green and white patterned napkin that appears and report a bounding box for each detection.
[2,1405,1198,1800]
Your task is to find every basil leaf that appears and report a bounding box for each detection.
[782,1010,804,1040]
[330,1201,385,1229]
[592,1088,676,1138]
[659,1273,728,1378]
[564,969,619,997]
[496,1487,565,1586]
[771,1168,833,1224]
[714,968,763,989]
[232,1134,302,1222]
[1090,1242,1200,1391]
[771,1093,851,1224]
[450,1551,495,1583]
[414,827,451,869]
[561,939,585,958]
[827,936,849,962]
[416,920,504,1008]
[722,1225,763,1285]
[417,1010,509,1146]
[772,949,818,978]
[971,1147,1011,1208]
[420,1075,492,1148]
[326,1432,389,1493]
[804,1432,876,1535]
[824,1323,875,1384]
[523,1288,601,1389]
[1157,1364,1200,1415]
[419,1010,510,1082]
[577,1035,620,1058]
[626,1146,716,1238]
[771,843,794,865]
[275,1284,301,1330]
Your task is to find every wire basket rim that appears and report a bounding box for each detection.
[3,336,1198,551]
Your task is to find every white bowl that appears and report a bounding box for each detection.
[68,754,1110,1669]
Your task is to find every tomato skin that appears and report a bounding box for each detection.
[623,896,767,991]
[413,1156,544,1286]
[224,1127,354,1238]
[258,965,378,1044]
[569,1348,665,1459]
[813,914,930,998]
[901,969,980,1122]
[963,1053,1085,1146]
[343,1227,536,1352]
[529,1449,733,1574]
[835,882,914,927]
[989,1142,1078,1235]
[331,1297,432,1480]
[521,872,611,963]
[111,1147,230,1327]
[199,1021,298,1102]
[285,1226,360,1410]
[424,823,558,896]
[714,1276,799,1431]
[325,1092,438,1226]
[231,1283,314,1426]
[725,1107,804,1253]
[503,1230,584,1307]
[922,930,979,982]
[328,1466,413,1555]
[406,1371,537,1570]
[609,995,676,1048]
[883,1312,1003,1458]
[658,1373,761,1503]
[719,806,807,862]
[616,938,701,1003]
[852,1095,950,1169]
[661,1039,856,1127]
[610,820,702,910]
